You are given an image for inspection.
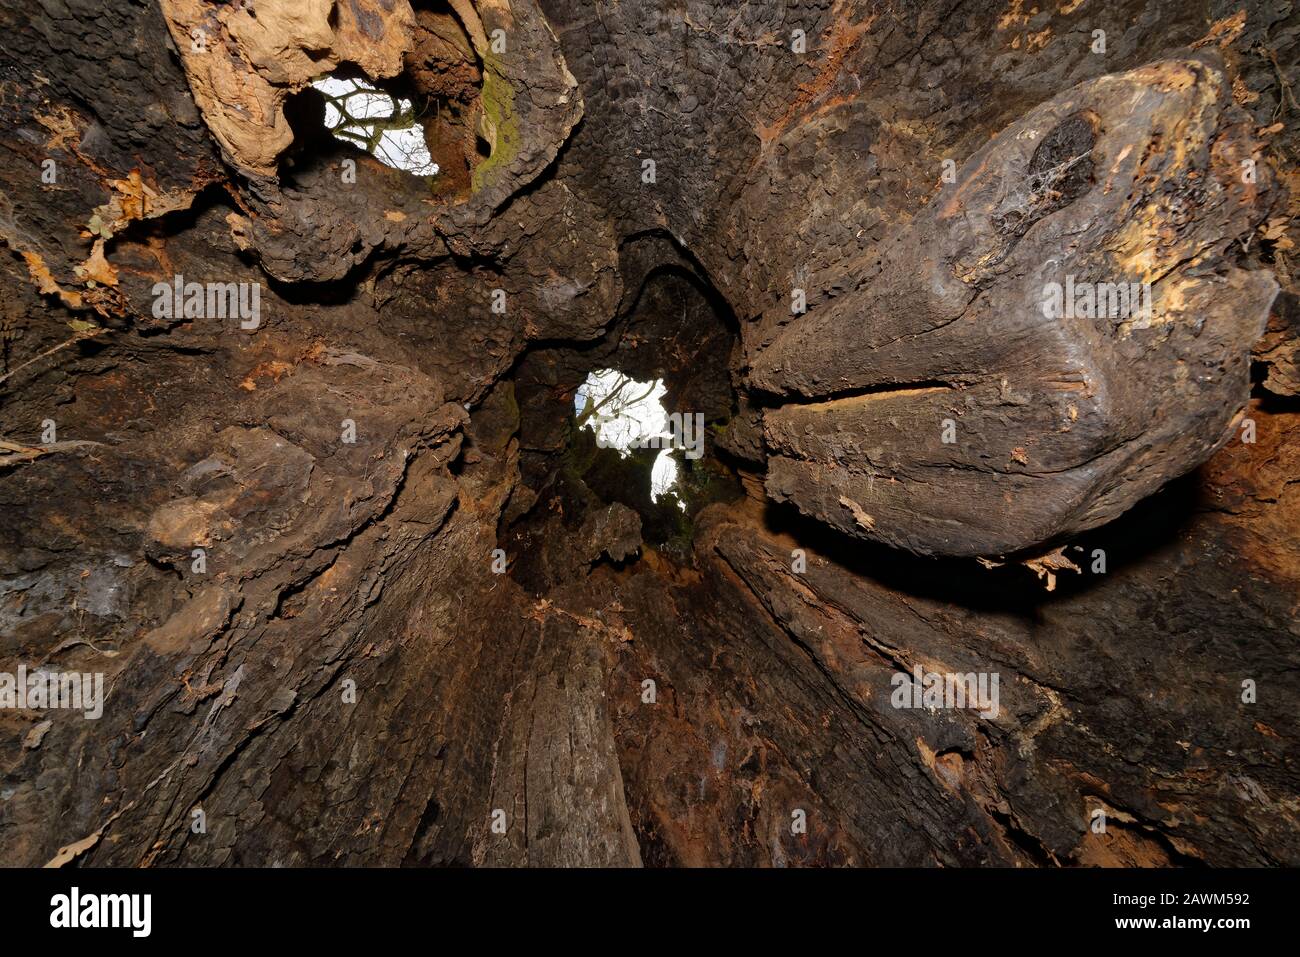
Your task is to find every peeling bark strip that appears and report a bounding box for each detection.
[158,0,417,176]
[0,0,1296,871]
[751,60,1279,557]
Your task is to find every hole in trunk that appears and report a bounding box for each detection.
[574,370,688,507]
[310,74,440,175]
[505,257,745,585]
[279,1,485,199]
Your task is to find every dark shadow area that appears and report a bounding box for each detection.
[758,466,1210,616]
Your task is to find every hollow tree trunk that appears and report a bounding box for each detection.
[0,0,1296,867]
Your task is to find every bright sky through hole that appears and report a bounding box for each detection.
[311,76,439,176]
[574,370,684,506]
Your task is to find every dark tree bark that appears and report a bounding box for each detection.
[0,0,1296,868]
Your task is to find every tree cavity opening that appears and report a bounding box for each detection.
[574,370,691,508]
[281,3,487,197]
[310,75,440,176]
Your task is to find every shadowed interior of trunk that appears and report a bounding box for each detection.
[0,0,1297,868]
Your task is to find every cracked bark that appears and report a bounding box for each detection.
[0,0,1297,868]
